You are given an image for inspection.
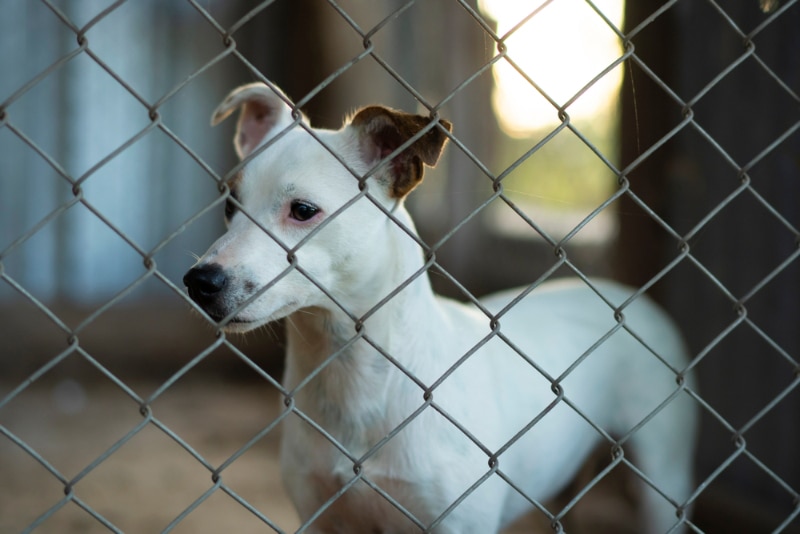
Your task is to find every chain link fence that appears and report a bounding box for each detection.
[1,0,798,532]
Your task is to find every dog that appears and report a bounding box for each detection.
[183,81,698,533]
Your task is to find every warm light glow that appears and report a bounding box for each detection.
[480,0,625,135]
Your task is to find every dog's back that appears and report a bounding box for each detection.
[473,279,698,531]
[343,278,698,532]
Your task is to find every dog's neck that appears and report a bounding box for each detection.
[282,206,437,432]
[285,205,434,365]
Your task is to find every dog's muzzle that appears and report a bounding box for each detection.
[183,263,228,319]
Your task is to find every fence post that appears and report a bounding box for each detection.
[614,0,678,296]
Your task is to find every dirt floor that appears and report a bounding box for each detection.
[0,378,644,534]
[1,378,295,533]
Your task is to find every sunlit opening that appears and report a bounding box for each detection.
[480,0,625,136]
[478,0,626,244]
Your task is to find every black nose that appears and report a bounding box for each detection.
[183,263,227,305]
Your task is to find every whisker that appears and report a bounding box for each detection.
[184,250,202,262]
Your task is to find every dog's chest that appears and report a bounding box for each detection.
[281,395,439,530]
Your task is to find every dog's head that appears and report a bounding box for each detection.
[183,82,451,332]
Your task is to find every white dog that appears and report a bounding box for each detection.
[184,81,698,533]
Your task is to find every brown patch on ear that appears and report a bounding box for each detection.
[351,106,452,198]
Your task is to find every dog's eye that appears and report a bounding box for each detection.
[289,201,319,222]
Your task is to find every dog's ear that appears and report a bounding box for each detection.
[211,82,298,159]
[351,106,452,198]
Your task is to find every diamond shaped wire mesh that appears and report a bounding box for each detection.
[1,0,798,533]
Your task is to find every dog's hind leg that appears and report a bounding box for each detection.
[626,392,698,534]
